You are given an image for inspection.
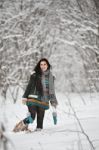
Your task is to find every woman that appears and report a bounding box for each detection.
[13,58,58,132]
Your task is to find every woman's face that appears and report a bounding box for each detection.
[40,61,48,72]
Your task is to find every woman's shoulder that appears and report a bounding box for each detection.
[30,71,36,78]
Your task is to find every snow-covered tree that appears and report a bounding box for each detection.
[0,0,99,101]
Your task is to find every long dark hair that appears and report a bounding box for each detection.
[34,58,51,75]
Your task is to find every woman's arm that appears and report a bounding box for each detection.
[22,74,35,98]
[49,75,58,108]
[50,94,58,108]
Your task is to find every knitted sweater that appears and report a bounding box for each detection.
[23,71,58,110]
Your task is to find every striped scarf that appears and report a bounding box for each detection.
[41,70,57,103]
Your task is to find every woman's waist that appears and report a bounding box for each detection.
[27,98,49,106]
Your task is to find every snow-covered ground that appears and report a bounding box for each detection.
[0,92,99,150]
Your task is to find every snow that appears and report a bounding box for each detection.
[0,1,99,149]
[0,92,99,150]
[56,37,77,45]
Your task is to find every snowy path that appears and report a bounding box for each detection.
[1,93,99,150]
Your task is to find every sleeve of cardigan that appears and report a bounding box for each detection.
[22,74,34,98]
[50,76,58,106]
[50,94,58,106]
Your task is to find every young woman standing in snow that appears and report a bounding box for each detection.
[13,58,58,132]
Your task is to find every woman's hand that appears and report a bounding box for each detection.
[22,98,27,105]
